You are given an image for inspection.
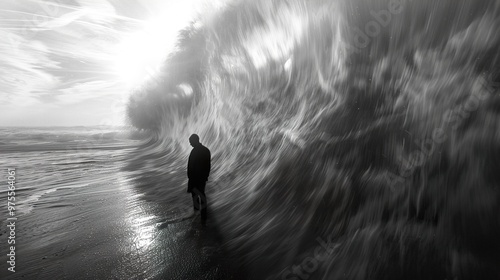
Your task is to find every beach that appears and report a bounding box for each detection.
[0,127,245,280]
[0,162,245,280]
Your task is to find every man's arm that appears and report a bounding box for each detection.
[205,148,211,180]
[187,152,193,179]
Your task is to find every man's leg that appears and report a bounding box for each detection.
[199,182,207,222]
[189,179,198,211]
[192,191,200,211]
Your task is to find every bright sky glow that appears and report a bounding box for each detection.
[113,26,168,86]
[0,0,201,126]
[112,3,197,88]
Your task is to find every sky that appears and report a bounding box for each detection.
[0,0,205,126]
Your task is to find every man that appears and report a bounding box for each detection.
[187,134,211,223]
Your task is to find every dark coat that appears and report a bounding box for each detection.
[187,143,211,192]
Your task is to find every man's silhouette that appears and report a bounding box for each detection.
[187,134,211,223]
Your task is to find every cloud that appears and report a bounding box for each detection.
[0,30,61,105]
[0,1,127,118]
[0,0,201,126]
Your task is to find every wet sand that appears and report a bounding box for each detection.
[0,178,245,280]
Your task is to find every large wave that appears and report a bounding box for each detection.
[126,0,500,279]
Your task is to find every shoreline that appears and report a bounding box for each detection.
[0,176,246,279]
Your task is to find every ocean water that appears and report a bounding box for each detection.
[2,0,500,279]
[0,127,141,218]
[125,0,500,279]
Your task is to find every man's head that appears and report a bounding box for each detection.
[189,134,200,147]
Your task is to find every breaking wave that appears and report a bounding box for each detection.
[126,0,500,279]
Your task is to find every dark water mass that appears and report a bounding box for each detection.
[124,0,500,279]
